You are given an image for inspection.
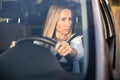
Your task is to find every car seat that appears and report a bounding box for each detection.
[0,1,31,54]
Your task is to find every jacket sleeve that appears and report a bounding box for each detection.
[70,35,84,61]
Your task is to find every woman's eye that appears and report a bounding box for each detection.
[69,18,72,20]
[61,18,72,21]
[61,18,66,21]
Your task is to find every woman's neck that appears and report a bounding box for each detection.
[55,32,72,41]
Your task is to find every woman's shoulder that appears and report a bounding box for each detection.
[72,33,83,39]
[70,33,83,43]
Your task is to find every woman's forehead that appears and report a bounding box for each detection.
[60,9,72,17]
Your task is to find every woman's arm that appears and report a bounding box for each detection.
[70,35,84,60]
[55,35,84,60]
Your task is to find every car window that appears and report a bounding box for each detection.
[1,0,117,80]
[0,0,95,77]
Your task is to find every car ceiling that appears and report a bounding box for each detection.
[1,0,80,14]
[1,0,81,25]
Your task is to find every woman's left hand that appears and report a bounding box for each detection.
[55,41,72,57]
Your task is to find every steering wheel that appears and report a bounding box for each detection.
[16,36,73,72]
[16,36,57,47]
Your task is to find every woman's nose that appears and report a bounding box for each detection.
[65,20,71,27]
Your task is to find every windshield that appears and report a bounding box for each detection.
[0,0,90,79]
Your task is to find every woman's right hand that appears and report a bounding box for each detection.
[10,41,16,48]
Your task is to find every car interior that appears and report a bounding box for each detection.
[0,0,82,53]
[0,0,84,80]
[0,0,120,80]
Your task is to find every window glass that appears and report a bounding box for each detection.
[0,0,90,78]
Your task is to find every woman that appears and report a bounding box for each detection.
[42,4,84,73]
[10,4,84,73]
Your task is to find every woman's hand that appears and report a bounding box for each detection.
[55,41,77,57]
[55,41,71,56]
[10,41,16,48]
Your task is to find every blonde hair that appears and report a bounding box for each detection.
[115,9,120,26]
[42,4,73,38]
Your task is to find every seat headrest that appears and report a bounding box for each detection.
[0,1,23,18]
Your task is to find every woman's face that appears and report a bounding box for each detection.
[56,9,72,35]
